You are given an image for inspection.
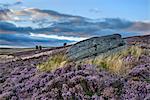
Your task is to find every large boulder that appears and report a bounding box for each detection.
[67,34,126,61]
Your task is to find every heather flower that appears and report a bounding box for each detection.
[1,54,150,99]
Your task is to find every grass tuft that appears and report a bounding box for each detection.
[37,53,68,71]
[82,46,143,75]
[37,46,144,74]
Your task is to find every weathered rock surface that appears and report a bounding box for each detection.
[67,34,126,61]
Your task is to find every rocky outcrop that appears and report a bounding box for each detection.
[67,34,126,61]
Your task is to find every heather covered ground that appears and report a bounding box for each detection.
[0,55,149,99]
[0,35,150,100]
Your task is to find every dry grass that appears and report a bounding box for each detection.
[37,53,68,71]
[37,46,144,74]
[121,46,143,59]
[81,46,143,75]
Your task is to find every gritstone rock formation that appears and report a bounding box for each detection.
[67,34,126,61]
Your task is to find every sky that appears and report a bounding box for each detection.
[0,0,149,21]
[0,0,149,47]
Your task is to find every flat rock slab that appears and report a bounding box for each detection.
[67,34,126,61]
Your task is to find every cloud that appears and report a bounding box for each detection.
[1,8,139,31]
[0,9,11,20]
[0,17,149,37]
[20,8,84,21]
[126,22,150,32]
[0,8,149,36]
[89,8,101,13]
[0,8,86,28]
[101,18,133,29]
[0,33,75,47]
[0,9,149,48]
[0,21,33,32]
[0,3,11,8]
[14,1,22,5]
[1,8,149,47]
[30,33,87,41]
[0,1,22,8]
